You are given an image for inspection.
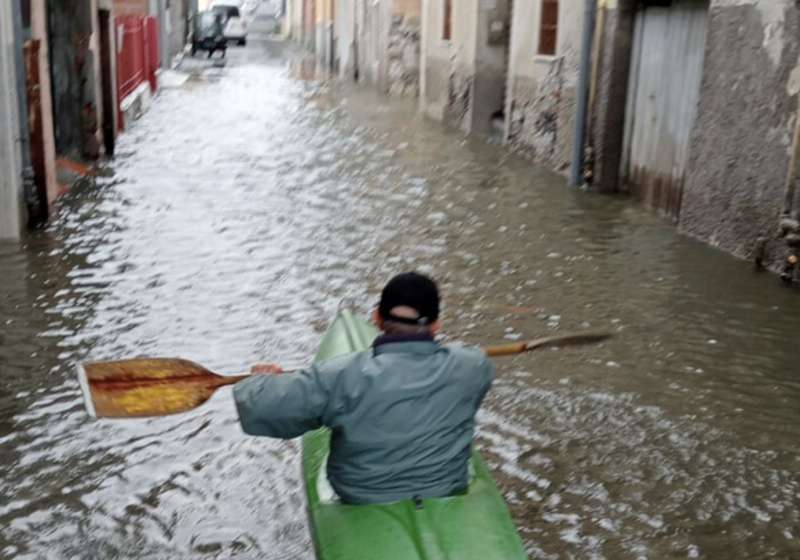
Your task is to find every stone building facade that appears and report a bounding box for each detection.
[679,0,800,271]
[386,1,421,96]
[420,0,512,136]
[332,0,420,96]
[505,0,584,173]
[294,0,800,276]
[589,0,800,273]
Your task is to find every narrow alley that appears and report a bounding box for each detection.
[1,35,799,559]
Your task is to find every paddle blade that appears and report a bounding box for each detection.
[77,358,237,419]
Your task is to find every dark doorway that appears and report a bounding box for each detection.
[98,9,115,156]
[473,0,512,139]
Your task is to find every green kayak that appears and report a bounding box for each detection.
[301,310,528,560]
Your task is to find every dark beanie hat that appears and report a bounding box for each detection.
[378,272,440,325]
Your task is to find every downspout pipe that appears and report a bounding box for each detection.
[783,98,800,218]
[569,0,598,187]
[10,0,40,224]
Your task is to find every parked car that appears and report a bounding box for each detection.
[211,3,248,46]
[190,11,227,58]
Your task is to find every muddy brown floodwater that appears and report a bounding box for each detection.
[1,39,799,559]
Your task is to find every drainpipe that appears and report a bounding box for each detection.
[586,0,606,143]
[10,0,40,225]
[569,0,598,187]
[783,100,800,217]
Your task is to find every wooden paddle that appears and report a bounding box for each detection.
[78,331,611,419]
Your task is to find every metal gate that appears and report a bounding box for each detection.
[621,0,709,220]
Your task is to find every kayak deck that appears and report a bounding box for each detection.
[302,311,527,560]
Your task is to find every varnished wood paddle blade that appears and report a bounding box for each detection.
[77,358,243,419]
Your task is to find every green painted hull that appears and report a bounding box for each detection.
[302,311,528,560]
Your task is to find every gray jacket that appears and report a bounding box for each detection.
[233,336,494,504]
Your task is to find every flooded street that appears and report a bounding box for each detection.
[1,37,800,559]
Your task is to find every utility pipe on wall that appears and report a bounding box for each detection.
[569,0,598,187]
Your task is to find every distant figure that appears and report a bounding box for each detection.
[233,272,494,505]
[209,14,226,59]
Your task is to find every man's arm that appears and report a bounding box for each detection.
[476,354,495,406]
[233,364,331,439]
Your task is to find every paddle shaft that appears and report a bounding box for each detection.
[210,374,250,387]
[483,332,612,357]
[240,331,612,374]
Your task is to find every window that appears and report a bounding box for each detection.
[538,0,558,56]
[443,0,452,41]
[21,0,31,30]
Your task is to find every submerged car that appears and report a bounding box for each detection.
[212,3,248,46]
[190,11,227,58]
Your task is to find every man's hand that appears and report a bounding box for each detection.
[250,363,285,375]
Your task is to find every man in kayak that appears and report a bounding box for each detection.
[233,272,494,505]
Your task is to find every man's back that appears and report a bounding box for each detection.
[234,338,494,504]
[323,339,493,504]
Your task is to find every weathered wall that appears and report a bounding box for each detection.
[680,0,800,267]
[315,0,334,67]
[114,0,150,15]
[0,0,25,239]
[420,0,479,132]
[291,0,304,40]
[506,0,583,173]
[47,0,103,159]
[164,0,188,64]
[334,0,354,78]
[342,0,413,93]
[386,0,420,96]
[356,0,391,89]
[303,0,316,50]
[394,0,420,18]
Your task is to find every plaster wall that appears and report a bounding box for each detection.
[506,0,583,172]
[334,0,354,77]
[115,0,150,15]
[421,0,479,131]
[387,0,421,96]
[680,0,800,267]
